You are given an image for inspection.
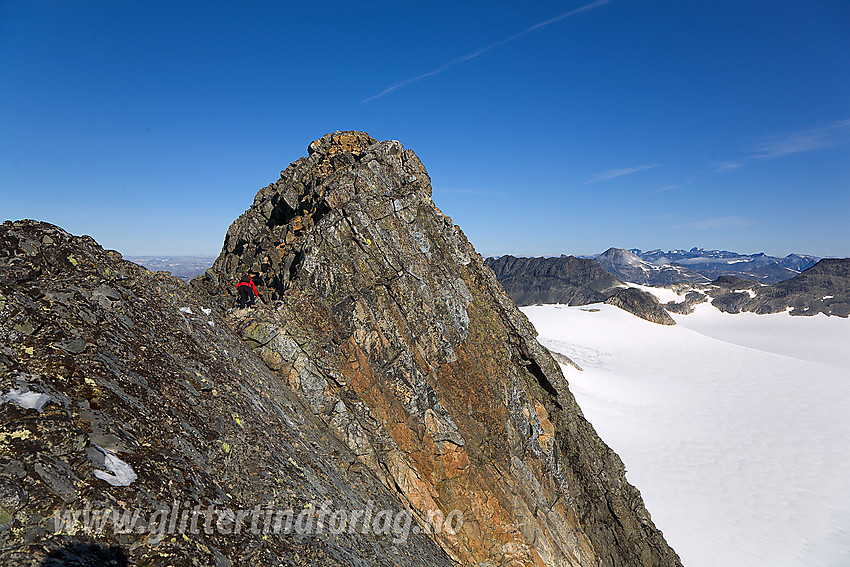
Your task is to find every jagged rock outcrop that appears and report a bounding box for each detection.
[484,256,623,306]
[194,131,682,566]
[0,220,457,566]
[604,288,676,326]
[662,289,709,315]
[658,261,850,317]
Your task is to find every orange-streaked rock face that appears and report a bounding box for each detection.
[198,131,683,567]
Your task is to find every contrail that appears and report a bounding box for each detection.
[579,163,663,185]
[363,0,614,103]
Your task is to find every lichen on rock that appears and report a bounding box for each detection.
[194,131,683,566]
[0,218,456,566]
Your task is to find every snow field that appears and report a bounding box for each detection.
[522,304,850,567]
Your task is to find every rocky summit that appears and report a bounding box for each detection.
[603,288,675,326]
[2,131,681,566]
[193,131,681,566]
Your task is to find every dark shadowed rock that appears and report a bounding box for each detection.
[660,259,850,317]
[604,288,676,325]
[484,255,622,306]
[193,131,682,566]
[663,290,709,315]
[735,258,849,316]
[712,275,759,289]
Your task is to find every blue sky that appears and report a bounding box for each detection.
[2,0,848,257]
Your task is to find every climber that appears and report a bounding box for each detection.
[236,273,259,308]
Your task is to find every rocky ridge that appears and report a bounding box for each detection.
[603,288,675,326]
[0,219,456,566]
[484,255,622,307]
[193,131,682,566]
[690,260,850,317]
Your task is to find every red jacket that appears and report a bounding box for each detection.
[237,278,258,296]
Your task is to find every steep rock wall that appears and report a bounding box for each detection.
[195,132,682,566]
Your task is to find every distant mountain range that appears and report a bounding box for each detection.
[627,247,819,284]
[595,248,710,286]
[125,255,216,280]
[485,255,676,324]
[486,253,850,320]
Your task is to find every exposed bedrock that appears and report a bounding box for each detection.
[194,131,682,566]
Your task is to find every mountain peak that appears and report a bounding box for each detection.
[596,247,709,285]
[190,134,682,566]
[306,130,377,158]
[598,247,641,262]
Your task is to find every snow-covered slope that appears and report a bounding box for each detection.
[675,302,850,367]
[523,304,850,567]
[596,247,710,285]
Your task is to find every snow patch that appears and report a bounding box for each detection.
[732,289,756,298]
[1,388,52,412]
[92,447,137,486]
[179,307,193,314]
[201,308,212,315]
[626,283,685,304]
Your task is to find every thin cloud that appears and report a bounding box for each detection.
[641,212,679,220]
[580,163,663,185]
[363,0,613,103]
[714,161,744,172]
[651,184,680,194]
[675,216,755,230]
[711,118,850,173]
[750,119,850,160]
